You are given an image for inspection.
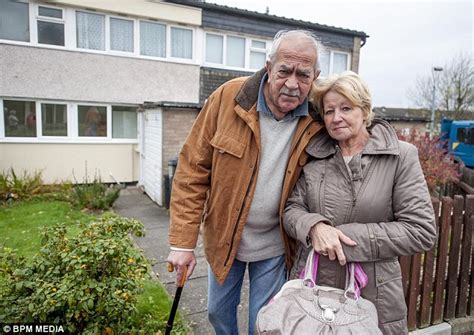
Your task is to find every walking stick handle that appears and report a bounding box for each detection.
[167,262,188,287]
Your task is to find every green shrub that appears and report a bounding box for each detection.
[0,214,149,334]
[0,169,72,203]
[0,168,43,201]
[72,177,121,210]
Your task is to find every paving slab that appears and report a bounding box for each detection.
[115,186,253,335]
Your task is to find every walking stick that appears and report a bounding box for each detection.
[165,263,188,335]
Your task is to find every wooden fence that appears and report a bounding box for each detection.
[400,194,474,331]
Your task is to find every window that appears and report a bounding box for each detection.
[112,106,137,139]
[205,33,269,70]
[78,105,107,137]
[76,11,105,50]
[140,21,166,57]
[3,100,36,137]
[110,17,133,52]
[319,49,330,77]
[42,103,67,136]
[226,36,245,68]
[457,128,474,145]
[37,6,64,46]
[250,40,266,69]
[205,33,223,64]
[318,49,350,77]
[171,27,192,59]
[333,52,349,74]
[0,0,29,42]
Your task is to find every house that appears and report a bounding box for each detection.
[373,107,430,133]
[0,0,367,206]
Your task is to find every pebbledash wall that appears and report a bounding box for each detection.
[0,0,201,185]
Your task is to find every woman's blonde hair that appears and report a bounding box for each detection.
[310,71,374,126]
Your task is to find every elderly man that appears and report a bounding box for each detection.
[167,30,323,334]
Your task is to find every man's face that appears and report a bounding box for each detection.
[264,38,319,120]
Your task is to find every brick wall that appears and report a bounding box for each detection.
[351,37,361,73]
[200,67,253,103]
[162,108,199,178]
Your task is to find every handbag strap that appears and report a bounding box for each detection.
[299,251,368,298]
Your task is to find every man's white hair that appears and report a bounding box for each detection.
[268,30,324,72]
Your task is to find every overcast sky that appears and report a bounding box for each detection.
[211,0,473,108]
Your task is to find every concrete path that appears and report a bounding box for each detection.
[114,187,249,335]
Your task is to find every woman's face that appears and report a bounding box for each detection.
[322,90,366,144]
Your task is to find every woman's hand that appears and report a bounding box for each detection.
[310,222,357,265]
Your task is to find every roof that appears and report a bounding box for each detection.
[142,101,202,109]
[165,0,368,40]
[373,107,430,122]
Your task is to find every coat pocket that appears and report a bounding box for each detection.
[210,132,246,158]
[374,259,407,325]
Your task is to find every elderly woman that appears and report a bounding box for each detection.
[283,71,437,334]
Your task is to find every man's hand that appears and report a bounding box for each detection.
[310,222,357,266]
[166,250,197,286]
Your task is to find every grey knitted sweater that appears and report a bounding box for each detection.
[236,111,299,262]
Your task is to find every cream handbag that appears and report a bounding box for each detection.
[256,251,382,334]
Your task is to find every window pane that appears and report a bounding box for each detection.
[38,21,64,46]
[251,40,265,49]
[38,6,62,19]
[42,103,67,136]
[250,51,266,69]
[76,12,105,50]
[226,36,245,67]
[78,106,107,137]
[319,49,330,77]
[0,0,29,42]
[140,21,166,57]
[171,27,192,59]
[110,17,133,52]
[205,34,223,64]
[333,52,348,74]
[3,100,36,137]
[112,106,137,139]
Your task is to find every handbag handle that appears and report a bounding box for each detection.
[300,251,368,299]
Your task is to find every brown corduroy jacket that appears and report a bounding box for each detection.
[169,68,323,284]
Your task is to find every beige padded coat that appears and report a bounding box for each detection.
[283,119,437,334]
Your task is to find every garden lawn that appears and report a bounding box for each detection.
[0,200,93,259]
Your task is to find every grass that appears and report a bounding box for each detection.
[0,200,94,259]
[132,280,190,334]
[0,199,189,334]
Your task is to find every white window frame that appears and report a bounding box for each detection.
[203,31,269,71]
[35,4,66,47]
[328,50,351,74]
[75,9,107,52]
[1,97,38,140]
[38,100,69,139]
[0,0,31,46]
[108,15,136,55]
[0,98,138,144]
[168,24,194,62]
[138,19,167,60]
[249,39,267,70]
